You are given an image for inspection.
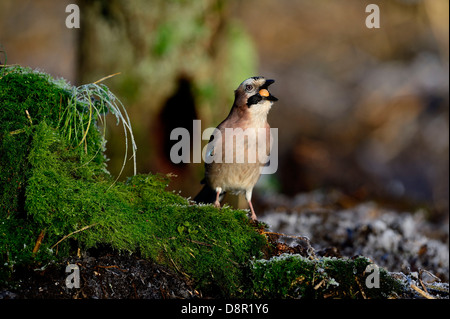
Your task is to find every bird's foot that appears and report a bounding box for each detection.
[214,200,221,208]
[247,199,257,221]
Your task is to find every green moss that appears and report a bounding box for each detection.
[0,66,266,295]
[247,254,404,299]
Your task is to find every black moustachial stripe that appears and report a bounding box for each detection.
[247,94,263,107]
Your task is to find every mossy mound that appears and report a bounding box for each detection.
[0,66,266,296]
[248,254,404,298]
[1,66,407,298]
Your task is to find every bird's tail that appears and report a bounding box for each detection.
[193,184,217,204]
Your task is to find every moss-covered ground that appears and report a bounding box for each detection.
[0,66,407,298]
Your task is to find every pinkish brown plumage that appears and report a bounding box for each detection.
[194,77,278,220]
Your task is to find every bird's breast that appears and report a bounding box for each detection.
[204,125,270,192]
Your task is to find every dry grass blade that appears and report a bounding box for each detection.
[93,72,121,85]
[32,229,46,254]
[51,223,98,249]
[411,283,436,299]
[76,95,93,150]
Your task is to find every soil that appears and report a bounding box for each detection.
[1,246,199,299]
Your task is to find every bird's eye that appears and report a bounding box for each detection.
[245,84,254,92]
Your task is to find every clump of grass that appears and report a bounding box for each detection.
[0,66,266,296]
[72,78,137,178]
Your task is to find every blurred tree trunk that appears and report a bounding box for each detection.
[78,0,257,198]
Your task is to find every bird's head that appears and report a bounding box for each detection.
[232,76,278,122]
[235,76,278,108]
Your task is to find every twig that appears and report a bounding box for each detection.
[51,223,98,249]
[185,238,212,247]
[32,229,46,254]
[161,243,190,279]
[355,276,367,299]
[419,269,442,295]
[314,279,325,290]
[0,64,19,68]
[25,110,32,125]
[419,269,441,283]
[8,110,33,135]
[96,265,128,273]
[411,283,435,299]
[262,231,310,243]
[419,277,429,294]
[9,128,25,135]
[262,230,317,259]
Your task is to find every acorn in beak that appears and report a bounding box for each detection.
[259,79,278,101]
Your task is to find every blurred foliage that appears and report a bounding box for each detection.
[78,0,258,192]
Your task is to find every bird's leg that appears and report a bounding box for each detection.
[214,187,222,208]
[245,190,257,221]
[248,200,257,221]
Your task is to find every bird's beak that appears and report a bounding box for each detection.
[259,79,278,101]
